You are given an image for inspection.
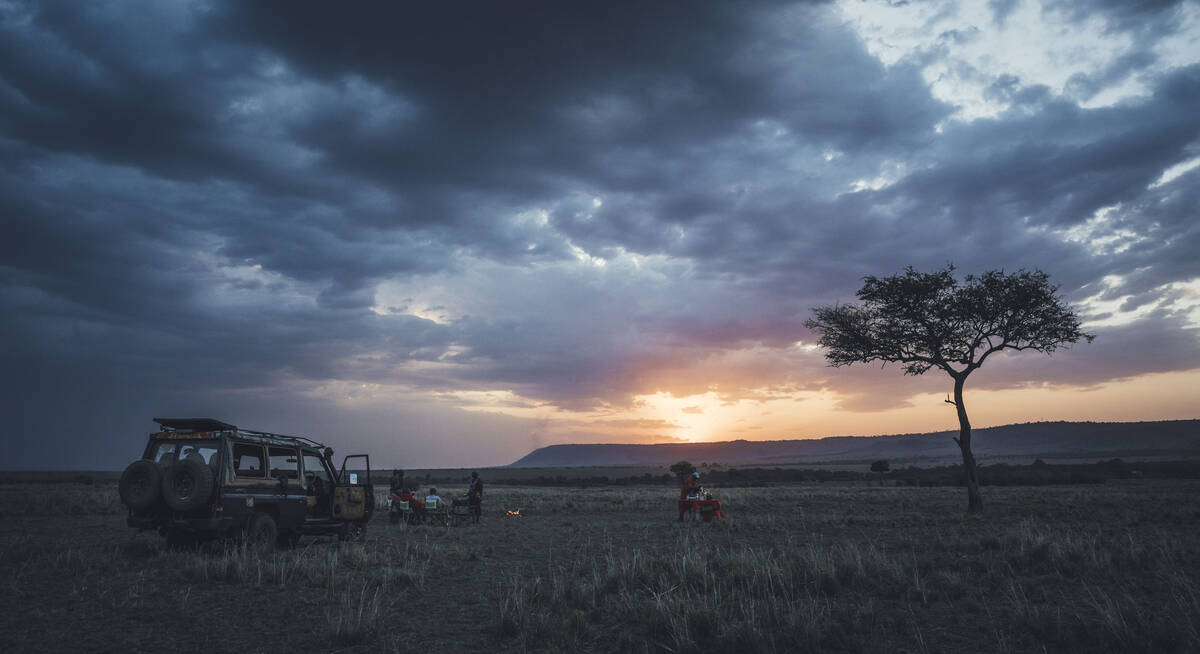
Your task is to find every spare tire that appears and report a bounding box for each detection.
[162,459,215,511]
[119,459,163,510]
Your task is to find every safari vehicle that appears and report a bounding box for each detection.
[118,418,375,548]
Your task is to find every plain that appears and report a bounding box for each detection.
[1,479,1198,653]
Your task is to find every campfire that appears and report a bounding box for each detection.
[506,508,522,517]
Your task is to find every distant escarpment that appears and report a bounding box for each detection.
[509,420,1200,467]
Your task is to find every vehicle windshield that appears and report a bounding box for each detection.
[302,452,331,484]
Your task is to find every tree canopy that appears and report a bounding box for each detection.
[806,266,1094,379]
[806,265,1094,513]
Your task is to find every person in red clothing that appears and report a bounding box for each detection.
[399,487,425,512]
[680,471,700,498]
[678,471,701,520]
[386,485,423,522]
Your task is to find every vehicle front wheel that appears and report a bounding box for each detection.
[339,521,367,542]
[243,511,277,553]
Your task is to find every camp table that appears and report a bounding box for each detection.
[678,497,725,521]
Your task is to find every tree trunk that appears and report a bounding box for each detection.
[951,374,983,514]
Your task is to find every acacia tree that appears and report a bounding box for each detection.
[805,265,1094,513]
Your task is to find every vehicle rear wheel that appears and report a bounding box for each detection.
[244,512,277,553]
[162,459,215,511]
[119,460,162,511]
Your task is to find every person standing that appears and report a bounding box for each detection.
[467,471,484,524]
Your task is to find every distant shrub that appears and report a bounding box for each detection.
[669,460,697,481]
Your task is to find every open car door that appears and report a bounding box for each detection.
[331,454,374,521]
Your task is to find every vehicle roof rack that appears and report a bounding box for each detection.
[152,417,327,450]
[238,428,327,450]
[153,417,237,432]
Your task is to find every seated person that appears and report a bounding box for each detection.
[303,474,331,516]
[679,471,701,521]
[425,487,443,510]
[680,471,700,499]
[394,486,425,512]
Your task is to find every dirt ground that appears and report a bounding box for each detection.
[2,481,1198,653]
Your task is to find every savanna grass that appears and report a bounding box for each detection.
[0,482,124,516]
[2,479,1197,652]
[489,482,1200,653]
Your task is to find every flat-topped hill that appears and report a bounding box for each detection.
[509,420,1200,467]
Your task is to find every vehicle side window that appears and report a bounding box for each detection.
[149,442,177,466]
[302,453,331,484]
[269,447,299,479]
[233,443,265,478]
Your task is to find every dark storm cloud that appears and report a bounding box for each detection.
[987,0,1021,24]
[1047,0,1191,32]
[198,2,793,201]
[1064,50,1158,102]
[1,2,281,186]
[1,0,1198,467]
[837,64,1200,297]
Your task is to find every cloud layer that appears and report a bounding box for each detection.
[2,0,1198,468]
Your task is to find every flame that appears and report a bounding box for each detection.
[506,508,522,517]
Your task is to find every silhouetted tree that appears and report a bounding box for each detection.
[669,460,696,481]
[806,265,1094,513]
[870,460,890,474]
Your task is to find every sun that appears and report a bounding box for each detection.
[634,391,763,442]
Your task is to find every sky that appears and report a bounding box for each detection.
[2,0,1198,470]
